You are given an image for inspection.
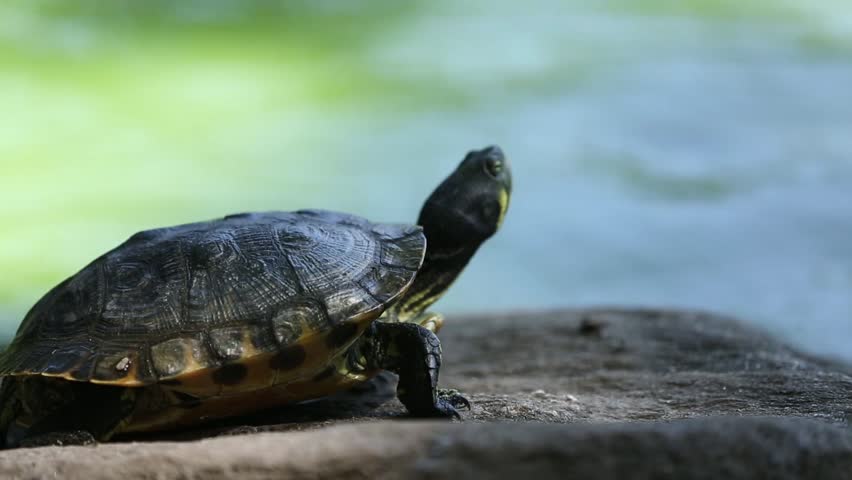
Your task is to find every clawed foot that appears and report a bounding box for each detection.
[429,389,471,420]
[368,322,471,421]
[438,389,471,411]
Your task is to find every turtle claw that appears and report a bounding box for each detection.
[436,400,461,421]
[412,390,470,420]
[438,389,471,411]
[432,399,462,420]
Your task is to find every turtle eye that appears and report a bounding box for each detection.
[483,157,503,179]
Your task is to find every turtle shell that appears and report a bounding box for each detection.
[0,210,425,387]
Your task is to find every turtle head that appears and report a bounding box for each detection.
[418,145,512,248]
[389,146,511,321]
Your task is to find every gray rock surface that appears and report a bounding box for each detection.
[2,418,851,480]
[1,308,851,479]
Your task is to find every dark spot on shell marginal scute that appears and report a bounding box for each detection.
[212,363,249,386]
[326,323,359,349]
[269,345,307,371]
[160,378,183,386]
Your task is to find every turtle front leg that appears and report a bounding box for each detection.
[365,320,469,419]
[408,313,468,410]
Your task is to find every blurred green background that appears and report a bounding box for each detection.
[1,0,851,360]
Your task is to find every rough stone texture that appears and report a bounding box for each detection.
[1,308,851,479]
[443,309,852,426]
[2,418,852,480]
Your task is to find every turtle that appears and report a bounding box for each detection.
[0,145,512,448]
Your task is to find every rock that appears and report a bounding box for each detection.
[441,309,852,425]
[1,418,851,480]
[1,308,851,479]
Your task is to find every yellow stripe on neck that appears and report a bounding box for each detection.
[497,188,510,228]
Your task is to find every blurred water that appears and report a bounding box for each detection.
[1,0,851,361]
